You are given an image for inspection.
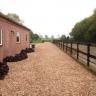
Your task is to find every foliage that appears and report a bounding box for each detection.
[51,35,54,40]
[29,31,41,43]
[7,13,23,24]
[60,35,66,41]
[45,35,49,40]
[70,9,96,42]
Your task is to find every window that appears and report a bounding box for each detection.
[0,29,2,45]
[26,34,27,41]
[26,34,29,42]
[16,32,20,43]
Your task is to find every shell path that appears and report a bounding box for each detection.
[0,42,96,96]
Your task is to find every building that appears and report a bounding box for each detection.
[0,12,31,63]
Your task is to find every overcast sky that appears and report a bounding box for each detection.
[0,0,96,37]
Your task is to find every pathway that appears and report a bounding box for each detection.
[0,42,96,96]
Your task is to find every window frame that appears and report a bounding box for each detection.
[0,29,3,46]
[16,32,20,43]
[26,34,27,41]
[26,34,29,42]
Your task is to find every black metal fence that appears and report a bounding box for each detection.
[53,40,96,67]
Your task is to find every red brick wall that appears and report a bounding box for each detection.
[0,17,30,62]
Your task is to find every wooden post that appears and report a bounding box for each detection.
[77,43,79,59]
[63,41,64,50]
[62,41,63,50]
[61,41,63,49]
[87,44,90,67]
[58,41,59,47]
[70,42,72,55]
[60,42,61,49]
[61,42,62,48]
[66,42,67,52]
[60,42,61,48]
[59,42,60,48]
[59,41,60,47]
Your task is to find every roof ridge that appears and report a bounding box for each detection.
[0,12,31,31]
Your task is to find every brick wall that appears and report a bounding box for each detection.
[0,16,30,62]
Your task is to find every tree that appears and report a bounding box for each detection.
[45,35,49,40]
[7,13,23,24]
[51,35,54,40]
[29,31,34,43]
[29,31,41,43]
[39,35,43,40]
[60,35,66,41]
[70,9,96,42]
[32,34,40,40]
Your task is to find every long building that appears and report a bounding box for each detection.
[0,12,31,62]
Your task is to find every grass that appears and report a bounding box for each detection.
[31,40,43,44]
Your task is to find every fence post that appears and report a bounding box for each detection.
[62,41,64,50]
[63,41,64,50]
[62,41,63,50]
[61,41,63,49]
[87,44,90,67]
[60,41,61,48]
[70,42,72,55]
[77,43,79,59]
[58,41,60,47]
[60,41,61,49]
[66,42,68,52]
[58,41,59,47]
[61,41,62,49]
[56,40,57,46]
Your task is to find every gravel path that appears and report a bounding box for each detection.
[0,42,96,96]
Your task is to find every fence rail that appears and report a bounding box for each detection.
[53,40,96,67]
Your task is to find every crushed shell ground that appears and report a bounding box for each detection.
[0,42,96,96]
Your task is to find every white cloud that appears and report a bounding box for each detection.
[0,0,96,37]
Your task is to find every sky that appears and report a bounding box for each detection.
[0,0,96,38]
